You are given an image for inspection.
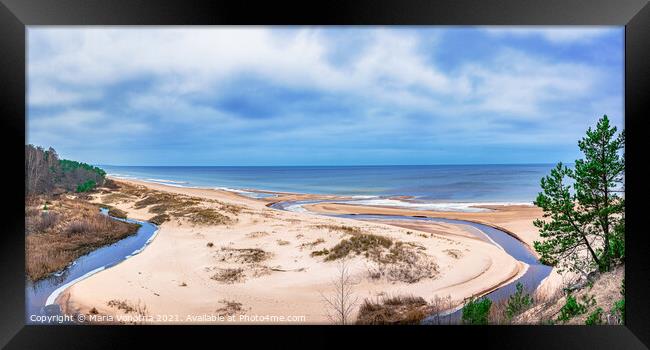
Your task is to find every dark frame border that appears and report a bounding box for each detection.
[1,0,648,348]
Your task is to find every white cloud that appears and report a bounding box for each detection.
[482,26,614,44]
[456,49,602,116]
[27,27,620,158]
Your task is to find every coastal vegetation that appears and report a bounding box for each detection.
[323,233,393,261]
[461,297,492,325]
[25,197,139,281]
[107,207,128,219]
[148,213,170,225]
[26,144,106,196]
[533,115,625,276]
[531,115,625,325]
[351,115,626,325]
[25,145,139,281]
[101,181,241,226]
[356,295,428,325]
[504,283,533,320]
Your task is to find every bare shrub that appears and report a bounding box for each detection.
[37,211,59,231]
[320,259,359,325]
[428,295,454,325]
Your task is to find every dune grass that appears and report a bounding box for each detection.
[25,197,140,281]
[104,182,240,226]
[356,295,428,325]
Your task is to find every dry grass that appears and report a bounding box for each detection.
[108,208,128,219]
[310,229,437,283]
[299,238,325,250]
[246,231,269,239]
[216,300,244,316]
[99,182,240,226]
[214,247,270,264]
[511,264,625,325]
[148,214,170,225]
[356,295,428,325]
[106,299,149,324]
[444,249,463,259]
[187,208,233,225]
[134,191,200,211]
[323,233,393,261]
[26,197,140,281]
[100,192,134,204]
[312,224,364,235]
[35,211,60,232]
[368,242,439,283]
[211,268,245,284]
[129,186,241,224]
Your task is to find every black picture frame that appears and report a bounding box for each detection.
[1,0,648,348]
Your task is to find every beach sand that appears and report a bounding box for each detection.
[59,179,536,324]
[302,202,568,298]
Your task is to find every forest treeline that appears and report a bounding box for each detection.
[25,144,106,195]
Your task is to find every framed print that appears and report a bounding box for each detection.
[1,0,649,348]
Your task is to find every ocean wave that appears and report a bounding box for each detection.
[107,173,136,179]
[145,178,189,184]
[343,199,533,212]
[216,187,277,199]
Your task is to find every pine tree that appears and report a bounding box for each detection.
[533,115,624,275]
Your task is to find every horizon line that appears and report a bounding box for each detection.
[97,162,566,167]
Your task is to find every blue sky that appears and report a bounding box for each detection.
[27,27,623,166]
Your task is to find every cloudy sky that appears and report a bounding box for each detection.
[27,27,623,166]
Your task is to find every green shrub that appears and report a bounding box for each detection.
[462,297,492,325]
[60,159,106,178]
[585,307,603,325]
[609,222,625,261]
[557,295,587,322]
[76,180,97,193]
[505,282,533,319]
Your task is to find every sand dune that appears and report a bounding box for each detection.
[60,179,531,324]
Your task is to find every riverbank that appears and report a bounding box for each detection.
[56,178,539,324]
[25,195,140,281]
[301,202,567,299]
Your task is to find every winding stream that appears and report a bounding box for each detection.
[25,198,551,325]
[25,209,158,324]
[270,200,552,324]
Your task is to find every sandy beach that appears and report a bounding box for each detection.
[59,178,539,324]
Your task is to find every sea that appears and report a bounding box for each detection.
[101,164,556,212]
